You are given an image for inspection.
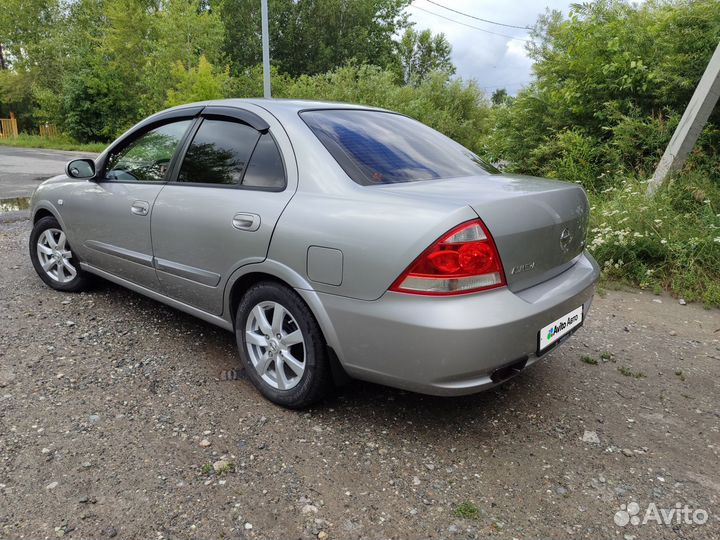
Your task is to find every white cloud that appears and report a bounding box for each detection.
[406,0,574,94]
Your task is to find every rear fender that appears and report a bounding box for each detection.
[222,259,345,361]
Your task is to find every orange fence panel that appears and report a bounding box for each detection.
[0,117,19,139]
[39,123,59,138]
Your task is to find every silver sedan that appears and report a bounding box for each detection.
[29,99,599,408]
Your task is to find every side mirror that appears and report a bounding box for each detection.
[66,158,96,180]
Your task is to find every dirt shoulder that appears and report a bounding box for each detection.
[1,219,719,539]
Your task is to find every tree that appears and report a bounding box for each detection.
[143,0,225,114]
[50,0,227,139]
[0,0,62,71]
[0,69,33,126]
[57,0,156,141]
[0,0,70,124]
[396,27,454,85]
[490,88,510,106]
[219,0,411,77]
[166,55,229,107]
[61,58,135,142]
[485,0,720,183]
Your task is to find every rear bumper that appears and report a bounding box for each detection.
[312,252,600,396]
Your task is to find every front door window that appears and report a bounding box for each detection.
[105,120,192,182]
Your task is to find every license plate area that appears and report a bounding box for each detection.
[537,305,583,354]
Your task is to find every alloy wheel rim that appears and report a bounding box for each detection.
[37,228,77,283]
[245,301,306,390]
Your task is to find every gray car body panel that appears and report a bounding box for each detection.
[149,102,299,314]
[377,174,590,292]
[30,98,600,396]
[317,253,598,395]
[64,181,167,288]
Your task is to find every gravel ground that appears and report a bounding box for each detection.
[1,217,719,540]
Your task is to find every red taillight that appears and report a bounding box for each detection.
[390,219,506,295]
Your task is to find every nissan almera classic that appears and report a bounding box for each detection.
[29,99,600,408]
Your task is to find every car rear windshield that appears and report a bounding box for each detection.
[300,109,498,185]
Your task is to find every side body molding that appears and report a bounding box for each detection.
[85,240,154,267]
[154,257,222,287]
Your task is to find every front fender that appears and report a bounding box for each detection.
[31,199,66,230]
[30,174,75,227]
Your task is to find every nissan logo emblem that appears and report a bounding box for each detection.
[560,228,572,251]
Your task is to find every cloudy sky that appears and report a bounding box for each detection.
[406,0,575,94]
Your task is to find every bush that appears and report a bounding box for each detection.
[165,56,229,108]
[529,129,606,190]
[61,62,136,143]
[588,173,720,305]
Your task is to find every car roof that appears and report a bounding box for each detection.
[172,98,388,115]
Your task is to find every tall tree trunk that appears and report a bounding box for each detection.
[0,44,6,69]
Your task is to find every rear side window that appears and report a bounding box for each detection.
[178,119,260,185]
[300,110,499,185]
[242,133,285,189]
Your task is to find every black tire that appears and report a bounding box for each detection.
[236,281,331,408]
[29,216,89,292]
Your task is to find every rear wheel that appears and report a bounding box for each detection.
[236,281,331,408]
[29,216,88,292]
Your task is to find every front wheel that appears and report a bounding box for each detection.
[236,281,331,408]
[29,216,89,292]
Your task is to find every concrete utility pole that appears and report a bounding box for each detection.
[261,0,271,98]
[647,42,720,195]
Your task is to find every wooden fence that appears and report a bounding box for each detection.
[0,113,19,139]
[39,123,59,138]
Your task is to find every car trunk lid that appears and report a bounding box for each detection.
[378,174,589,292]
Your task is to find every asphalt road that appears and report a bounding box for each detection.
[0,146,98,199]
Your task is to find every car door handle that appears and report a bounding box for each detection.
[232,213,261,232]
[131,200,150,216]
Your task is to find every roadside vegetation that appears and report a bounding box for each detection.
[483,1,720,305]
[0,133,105,153]
[1,0,718,303]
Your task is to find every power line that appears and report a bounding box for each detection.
[424,0,533,30]
[410,5,531,42]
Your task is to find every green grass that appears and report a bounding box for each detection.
[215,462,235,476]
[587,170,720,306]
[200,461,234,476]
[454,501,480,519]
[618,366,645,379]
[0,133,105,153]
[580,355,598,365]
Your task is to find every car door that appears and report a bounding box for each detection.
[150,106,295,315]
[64,113,198,289]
